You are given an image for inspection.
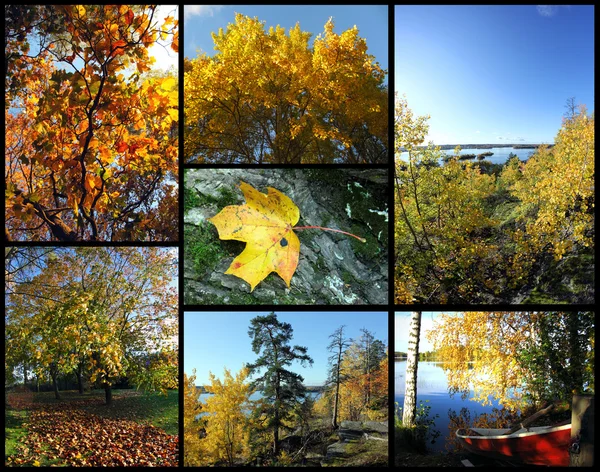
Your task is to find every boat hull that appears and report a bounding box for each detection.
[456,424,571,466]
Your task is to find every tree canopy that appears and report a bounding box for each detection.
[5,247,178,404]
[428,311,595,410]
[184,14,388,164]
[5,5,179,241]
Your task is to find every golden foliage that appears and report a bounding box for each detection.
[184,14,387,163]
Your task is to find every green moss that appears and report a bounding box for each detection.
[350,223,382,260]
[184,186,201,213]
[340,269,355,285]
[184,222,226,276]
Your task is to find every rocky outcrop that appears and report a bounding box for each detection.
[184,168,389,305]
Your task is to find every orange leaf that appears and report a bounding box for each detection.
[116,141,128,153]
[209,181,300,291]
[125,9,134,26]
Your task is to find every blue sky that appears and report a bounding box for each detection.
[184,311,388,386]
[184,5,388,77]
[395,5,594,145]
[395,312,444,352]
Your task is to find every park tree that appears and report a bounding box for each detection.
[202,367,254,466]
[4,247,178,405]
[184,14,387,164]
[327,325,351,429]
[5,5,179,241]
[402,311,421,427]
[247,313,313,456]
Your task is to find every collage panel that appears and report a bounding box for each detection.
[183,310,389,467]
[5,5,179,242]
[183,5,388,164]
[5,247,179,466]
[395,311,595,467]
[394,5,595,305]
[183,169,388,305]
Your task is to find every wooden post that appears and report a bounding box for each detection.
[570,394,594,466]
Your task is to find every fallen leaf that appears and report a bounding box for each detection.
[209,181,300,291]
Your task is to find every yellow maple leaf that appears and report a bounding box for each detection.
[209,181,300,291]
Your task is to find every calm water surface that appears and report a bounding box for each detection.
[395,361,502,452]
[399,146,536,165]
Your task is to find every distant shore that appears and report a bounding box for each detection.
[399,143,554,151]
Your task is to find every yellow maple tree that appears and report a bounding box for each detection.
[184,14,387,164]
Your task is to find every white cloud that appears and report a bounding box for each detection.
[537,5,559,17]
[148,5,178,71]
[185,5,224,19]
[475,130,480,134]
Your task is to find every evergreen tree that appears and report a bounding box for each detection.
[247,313,313,456]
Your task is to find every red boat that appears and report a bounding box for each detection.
[456,424,572,466]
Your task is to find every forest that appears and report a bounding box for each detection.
[184,14,388,164]
[5,247,179,466]
[395,96,595,304]
[5,5,179,242]
[184,313,388,467]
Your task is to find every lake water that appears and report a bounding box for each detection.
[399,147,536,165]
[395,361,502,453]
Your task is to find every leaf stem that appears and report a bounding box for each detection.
[293,225,366,243]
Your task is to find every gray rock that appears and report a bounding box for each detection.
[326,441,348,459]
[183,169,389,305]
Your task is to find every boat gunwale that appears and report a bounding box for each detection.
[456,423,571,440]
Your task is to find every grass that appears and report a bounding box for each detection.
[4,409,27,460]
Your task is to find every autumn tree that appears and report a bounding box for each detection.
[184,14,387,164]
[247,313,313,457]
[4,247,178,405]
[336,330,387,421]
[395,96,499,303]
[201,367,254,466]
[5,5,179,241]
[183,370,204,467]
[326,325,351,429]
[402,312,421,427]
[507,105,594,271]
[427,312,536,409]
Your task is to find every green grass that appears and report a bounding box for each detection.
[4,409,27,460]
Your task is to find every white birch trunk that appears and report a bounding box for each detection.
[402,311,421,427]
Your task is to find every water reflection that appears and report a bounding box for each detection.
[395,361,502,452]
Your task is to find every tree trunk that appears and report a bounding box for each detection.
[104,384,112,406]
[568,313,583,393]
[51,369,61,400]
[402,311,421,427]
[77,363,84,394]
[332,361,341,429]
[23,364,28,388]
